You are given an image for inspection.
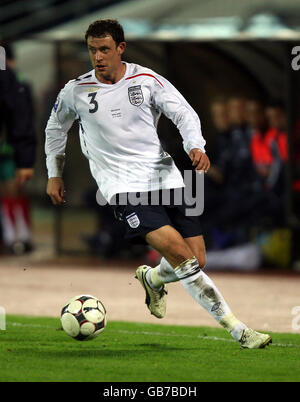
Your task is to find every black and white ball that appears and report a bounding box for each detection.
[61,295,107,340]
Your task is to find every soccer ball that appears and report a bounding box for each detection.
[61,294,107,340]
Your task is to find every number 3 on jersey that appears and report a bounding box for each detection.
[88,92,98,113]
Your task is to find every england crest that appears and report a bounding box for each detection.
[126,212,140,228]
[128,85,144,106]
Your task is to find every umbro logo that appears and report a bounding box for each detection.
[211,302,221,312]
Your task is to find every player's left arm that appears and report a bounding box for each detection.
[189,148,210,173]
[150,75,209,172]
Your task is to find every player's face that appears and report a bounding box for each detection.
[87,35,126,81]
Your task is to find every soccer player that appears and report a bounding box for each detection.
[45,19,271,349]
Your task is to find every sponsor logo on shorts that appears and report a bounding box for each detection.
[126,213,140,228]
[128,85,144,106]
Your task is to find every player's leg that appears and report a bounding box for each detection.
[145,224,194,267]
[142,226,271,348]
[184,234,206,268]
[147,235,206,286]
[173,255,272,348]
[144,226,237,329]
[143,198,208,289]
[113,191,271,348]
[146,233,206,288]
[135,224,193,318]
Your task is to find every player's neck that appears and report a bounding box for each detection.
[95,62,126,85]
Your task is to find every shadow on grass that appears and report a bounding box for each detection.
[11,343,200,359]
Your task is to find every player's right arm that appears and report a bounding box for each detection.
[45,82,77,205]
[47,177,66,205]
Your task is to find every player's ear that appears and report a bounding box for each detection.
[117,41,126,55]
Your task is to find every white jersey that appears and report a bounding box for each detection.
[45,62,206,202]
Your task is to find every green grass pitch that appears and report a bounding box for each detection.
[1,315,300,382]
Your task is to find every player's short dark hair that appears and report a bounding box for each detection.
[85,19,125,46]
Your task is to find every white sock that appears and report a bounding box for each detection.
[175,257,247,341]
[156,257,179,283]
[145,257,179,290]
[145,268,163,290]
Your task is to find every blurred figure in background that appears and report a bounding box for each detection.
[248,98,287,225]
[226,96,255,191]
[265,99,288,166]
[203,98,230,246]
[293,119,300,205]
[206,97,230,186]
[206,96,257,248]
[205,95,263,270]
[0,43,36,255]
[266,100,287,132]
[227,96,247,126]
[205,96,289,270]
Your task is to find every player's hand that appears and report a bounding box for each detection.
[189,148,210,173]
[47,177,66,205]
[16,168,34,186]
